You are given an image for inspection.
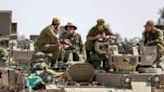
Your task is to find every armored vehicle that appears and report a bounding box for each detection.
[38,8,164,92]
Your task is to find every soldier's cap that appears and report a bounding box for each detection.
[97,18,105,25]
[52,17,60,24]
[144,20,155,27]
[65,22,77,30]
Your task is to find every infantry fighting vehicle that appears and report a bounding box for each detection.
[25,8,164,92]
[1,8,164,92]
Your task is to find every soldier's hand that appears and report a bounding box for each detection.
[58,44,62,48]
[109,35,116,40]
[102,32,106,39]
[96,34,101,39]
[63,44,71,49]
[98,38,104,41]
[105,35,110,39]
[64,39,72,45]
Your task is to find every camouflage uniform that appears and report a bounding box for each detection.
[35,25,62,62]
[143,27,164,70]
[86,19,115,71]
[60,31,83,62]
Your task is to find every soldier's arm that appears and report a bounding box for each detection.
[147,30,163,45]
[142,31,146,45]
[106,27,116,40]
[59,33,67,44]
[87,35,101,41]
[46,28,60,45]
[44,44,60,48]
[155,30,164,44]
[86,28,101,41]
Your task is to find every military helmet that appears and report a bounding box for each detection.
[96,18,106,31]
[97,18,105,25]
[65,22,77,30]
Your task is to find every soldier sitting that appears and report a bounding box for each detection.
[142,20,164,70]
[35,17,63,67]
[60,22,84,62]
[85,18,116,71]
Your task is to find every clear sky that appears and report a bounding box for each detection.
[0,0,164,41]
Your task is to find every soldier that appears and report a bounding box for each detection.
[85,18,116,71]
[35,17,62,66]
[142,20,164,70]
[60,22,83,62]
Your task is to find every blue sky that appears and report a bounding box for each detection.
[0,0,164,40]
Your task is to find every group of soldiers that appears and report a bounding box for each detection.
[34,18,84,67]
[34,17,164,71]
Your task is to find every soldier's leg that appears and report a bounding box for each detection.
[85,41,95,62]
[156,61,164,71]
[73,52,80,61]
[157,55,164,71]
[89,53,101,69]
[63,51,70,62]
[52,47,63,61]
[58,48,64,61]
[39,45,62,66]
[86,50,91,61]
[157,44,164,55]
[103,56,109,72]
[156,44,164,70]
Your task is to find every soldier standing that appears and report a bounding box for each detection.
[142,20,164,70]
[60,22,83,62]
[85,18,116,71]
[35,17,62,66]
